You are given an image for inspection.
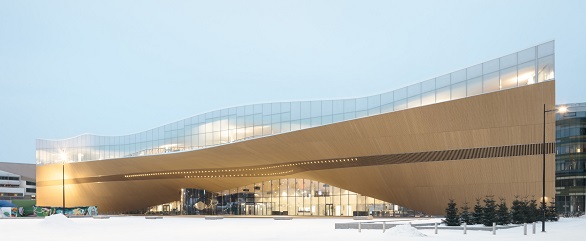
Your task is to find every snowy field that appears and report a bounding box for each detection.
[0,215,584,241]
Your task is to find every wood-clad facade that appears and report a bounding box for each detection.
[37,81,555,215]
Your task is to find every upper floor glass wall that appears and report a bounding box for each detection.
[36,41,555,165]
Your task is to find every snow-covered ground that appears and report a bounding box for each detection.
[0,215,584,241]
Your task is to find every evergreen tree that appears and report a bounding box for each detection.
[472,198,484,224]
[546,201,559,222]
[496,198,511,225]
[526,198,539,223]
[460,201,473,225]
[443,199,461,226]
[482,196,497,226]
[510,196,526,224]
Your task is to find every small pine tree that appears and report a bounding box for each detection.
[460,201,473,225]
[526,198,539,223]
[482,196,497,226]
[510,196,526,224]
[472,198,484,224]
[546,201,559,222]
[496,198,511,225]
[443,199,461,226]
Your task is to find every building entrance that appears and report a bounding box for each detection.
[324,204,334,216]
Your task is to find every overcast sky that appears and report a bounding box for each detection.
[1,0,585,164]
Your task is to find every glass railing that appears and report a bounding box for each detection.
[36,41,555,165]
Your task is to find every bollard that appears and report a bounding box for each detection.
[492,222,496,235]
[524,223,527,235]
[358,222,361,233]
[382,221,386,233]
[434,222,438,234]
[463,223,467,234]
[532,222,536,234]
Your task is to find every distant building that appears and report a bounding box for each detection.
[556,103,586,214]
[0,162,36,200]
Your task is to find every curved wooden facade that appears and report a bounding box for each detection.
[36,81,555,215]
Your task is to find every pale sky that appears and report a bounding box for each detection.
[1,0,585,164]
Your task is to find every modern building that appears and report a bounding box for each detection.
[36,41,556,215]
[0,162,36,200]
[555,103,586,214]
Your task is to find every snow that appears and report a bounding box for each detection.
[386,224,427,237]
[0,215,584,241]
[40,214,73,226]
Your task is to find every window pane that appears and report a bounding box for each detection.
[367,107,380,116]
[270,123,281,134]
[343,112,355,121]
[263,104,271,115]
[333,100,344,114]
[333,114,344,123]
[394,87,407,101]
[407,83,421,97]
[311,101,321,117]
[466,77,482,96]
[436,74,450,88]
[394,99,407,111]
[311,117,321,127]
[517,61,536,86]
[301,102,311,119]
[467,64,482,79]
[518,47,536,64]
[451,69,466,84]
[483,59,499,74]
[421,79,435,92]
[272,103,281,114]
[436,86,450,103]
[344,99,356,113]
[407,95,421,108]
[500,66,517,89]
[537,55,555,82]
[451,81,466,99]
[367,95,380,109]
[291,120,300,131]
[281,102,290,112]
[290,102,301,120]
[356,97,367,111]
[322,100,332,116]
[421,91,435,106]
[381,91,393,105]
[483,72,500,93]
[380,103,393,114]
[500,53,517,69]
[538,41,554,58]
[322,115,333,125]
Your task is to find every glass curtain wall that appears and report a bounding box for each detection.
[36,41,556,165]
[178,178,418,217]
[555,103,586,215]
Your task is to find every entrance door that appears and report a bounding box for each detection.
[324,204,334,216]
[245,204,255,215]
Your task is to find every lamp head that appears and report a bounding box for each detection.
[558,106,568,113]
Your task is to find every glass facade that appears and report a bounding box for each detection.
[36,41,556,165]
[556,103,586,214]
[176,178,414,217]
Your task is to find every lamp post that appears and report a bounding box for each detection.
[59,152,67,216]
[62,160,65,215]
[542,104,566,232]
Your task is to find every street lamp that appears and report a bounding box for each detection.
[59,152,67,216]
[542,105,566,232]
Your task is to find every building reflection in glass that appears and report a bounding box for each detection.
[177,178,418,217]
